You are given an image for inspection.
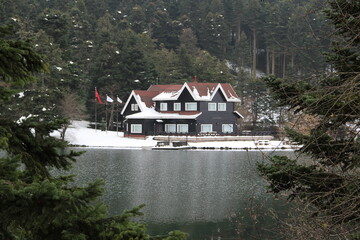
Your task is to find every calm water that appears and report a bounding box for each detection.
[69,149,294,239]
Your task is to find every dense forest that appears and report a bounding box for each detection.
[1,0,332,128]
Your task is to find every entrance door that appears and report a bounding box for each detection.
[156,123,164,134]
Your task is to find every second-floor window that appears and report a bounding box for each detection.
[218,103,226,111]
[185,102,197,111]
[173,102,181,111]
[131,104,139,111]
[208,103,217,111]
[160,103,168,111]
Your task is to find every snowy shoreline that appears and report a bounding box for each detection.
[56,121,299,151]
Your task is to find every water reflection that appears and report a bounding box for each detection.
[70,149,293,239]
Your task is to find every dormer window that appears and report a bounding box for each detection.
[185,102,197,111]
[174,102,181,111]
[160,103,168,111]
[218,103,226,111]
[208,103,217,111]
[131,104,139,111]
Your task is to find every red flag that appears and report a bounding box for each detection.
[95,88,103,103]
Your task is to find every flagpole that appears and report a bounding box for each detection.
[105,101,108,133]
[95,87,97,132]
[116,95,119,135]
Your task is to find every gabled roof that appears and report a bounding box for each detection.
[121,81,241,117]
[152,82,241,102]
[120,90,158,115]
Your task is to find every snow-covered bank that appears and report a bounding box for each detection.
[53,121,157,149]
[54,121,298,151]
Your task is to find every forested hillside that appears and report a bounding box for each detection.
[1,0,332,125]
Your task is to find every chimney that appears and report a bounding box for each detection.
[194,75,197,83]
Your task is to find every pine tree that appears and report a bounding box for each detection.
[257,0,360,238]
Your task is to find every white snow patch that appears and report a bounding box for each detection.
[17,114,34,124]
[53,121,156,148]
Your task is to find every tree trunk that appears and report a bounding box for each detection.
[266,48,270,75]
[251,28,257,81]
[282,53,286,78]
[60,124,69,140]
[236,18,241,43]
[271,49,275,75]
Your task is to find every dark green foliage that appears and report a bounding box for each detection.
[36,9,71,47]
[0,26,47,88]
[258,0,360,237]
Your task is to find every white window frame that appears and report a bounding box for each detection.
[130,124,142,133]
[201,124,213,133]
[173,102,181,111]
[218,103,226,111]
[165,124,176,133]
[160,102,168,111]
[185,102,197,111]
[177,124,189,133]
[131,103,139,111]
[222,124,233,133]
[208,103,217,111]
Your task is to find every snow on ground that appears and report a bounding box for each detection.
[53,120,157,149]
[53,120,297,151]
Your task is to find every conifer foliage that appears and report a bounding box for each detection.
[0,28,187,240]
[257,0,360,238]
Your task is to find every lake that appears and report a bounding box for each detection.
[69,148,294,239]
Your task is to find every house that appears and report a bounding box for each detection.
[121,79,242,137]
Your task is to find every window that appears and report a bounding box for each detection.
[222,124,233,133]
[160,103,168,111]
[173,102,181,111]
[201,124,213,133]
[218,103,226,111]
[165,124,176,133]
[130,124,142,133]
[177,124,189,133]
[185,102,197,111]
[208,103,217,111]
[131,104,139,111]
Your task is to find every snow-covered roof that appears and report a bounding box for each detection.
[233,111,244,119]
[152,82,240,102]
[120,90,158,115]
[121,81,240,117]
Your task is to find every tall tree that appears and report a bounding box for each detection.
[128,5,147,34]
[257,0,360,238]
[243,0,265,80]
[199,12,229,58]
